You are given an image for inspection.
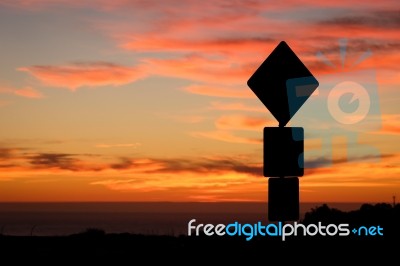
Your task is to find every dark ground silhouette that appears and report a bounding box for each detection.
[0,203,398,261]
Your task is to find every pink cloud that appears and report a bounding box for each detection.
[14,87,44,98]
[113,8,400,92]
[0,86,43,99]
[18,62,145,91]
[10,1,400,93]
[5,0,398,14]
[120,36,276,55]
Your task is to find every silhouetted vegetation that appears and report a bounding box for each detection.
[0,203,398,261]
[76,228,106,237]
[302,203,400,239]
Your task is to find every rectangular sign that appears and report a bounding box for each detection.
[264,127,304,177]
[268,177,299,221]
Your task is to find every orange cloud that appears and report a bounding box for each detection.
[11,1,400,94]
[18,62,145,90]
[0,146,263,176]
[0,144,399,202]
[0,86,43,99]
[121,36,275,55]
[191,130,262,144]
[375,114,400,135]
[0,0,129,10]
[4,0,398,11]
[215,115,274,131]
[14,87,44,98]
[209,102,265,112]
[91,171,258,193]
[1,0,399,202]
[114,10,400,93]
[302,154,400,189]
[190,114,274,144]
[184,85,253,98]
[381,124,400,134]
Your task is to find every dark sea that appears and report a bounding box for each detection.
[0,202,364,236]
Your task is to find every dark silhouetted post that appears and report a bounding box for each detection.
[247,41,319,221]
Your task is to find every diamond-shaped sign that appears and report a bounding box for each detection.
[247,41,319,126]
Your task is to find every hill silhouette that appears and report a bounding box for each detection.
[0,203,398,261]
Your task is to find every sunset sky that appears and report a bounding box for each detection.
[0,0,399,202]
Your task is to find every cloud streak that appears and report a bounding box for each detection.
[19,62,145,90]
[28,153,78,170]
[11,1,400,95]
[215,115,274,131]
[0,145,264,175]
[121,36,276,54]
[183,84,253,98]
[191,130,262,144]
[321,10,400,29]
[375,114,400,134]
[209,102,265,112]
[0,145,399,201]
[0,86,43,99]
[0,0,399,202]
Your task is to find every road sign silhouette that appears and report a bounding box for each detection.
[247,41,319,127]
[247,41,318,221]
[268,177,299,221]
[264,127,304,177]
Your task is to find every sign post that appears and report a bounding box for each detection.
[247,41,319,221]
